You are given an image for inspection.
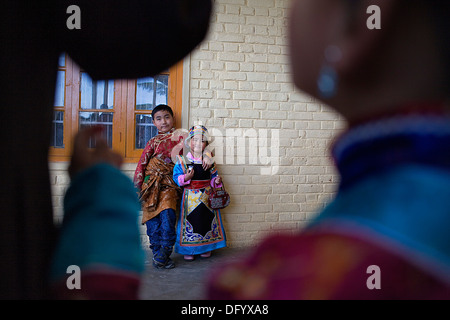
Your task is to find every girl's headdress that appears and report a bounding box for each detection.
[185,125,210,146]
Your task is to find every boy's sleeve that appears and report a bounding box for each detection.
[50,163,145,299]
[133,139,154,190]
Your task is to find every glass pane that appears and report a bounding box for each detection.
[58,53,66,67]
[51,111,64,148]
[135,77,154,110]
[81,73,114,110]
[135,75,168,110]
[54,70,65,107]
[155,75,169,106]
[135,114,157,149]
[79,112,113,148]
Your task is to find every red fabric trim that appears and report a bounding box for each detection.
[185,180,210,189]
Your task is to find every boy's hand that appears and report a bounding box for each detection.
[68,126,123,179]
[184,167,195,182]
[202,155,213,170]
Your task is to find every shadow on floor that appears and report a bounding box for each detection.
[139,247,246,300]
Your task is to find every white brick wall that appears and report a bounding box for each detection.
[49,0,346,249]
[186,0,345,246]
[49,162,69,225]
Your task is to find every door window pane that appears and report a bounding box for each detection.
[135,75,168,149]
[135,75,168,110]
[135,114,157,149]
[81,73,114,110]
[51,111,64,148]
[79,112,113,148]
[58,53,66,67]
[54,70,65,107]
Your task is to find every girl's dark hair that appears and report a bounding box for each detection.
[151,104,174,119]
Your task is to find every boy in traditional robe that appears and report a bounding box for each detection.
[133,104,185,269]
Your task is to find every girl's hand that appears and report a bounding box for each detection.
[184,167,195,182]
[215,176,222,185]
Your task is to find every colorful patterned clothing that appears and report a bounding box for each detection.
[134,128,185,223]
[133,128,184,191]
[139,156,181,223]
[173,153,227,255]
[208,106,450,299]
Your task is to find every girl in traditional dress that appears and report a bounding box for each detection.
[173,125,227,261]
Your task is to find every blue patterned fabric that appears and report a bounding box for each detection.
[145,208,176,263]
[333,114,450,191]
[310,114,450,282]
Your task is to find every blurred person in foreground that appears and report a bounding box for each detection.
[50,127,145,299]
[208,0,450,299]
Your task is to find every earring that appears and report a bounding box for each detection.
[317,45,342,99]
[317,65,338,99]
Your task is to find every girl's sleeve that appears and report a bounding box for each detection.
[173,161,190,187]
[210,164,223,188]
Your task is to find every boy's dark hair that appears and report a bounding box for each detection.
[152,104,174,119]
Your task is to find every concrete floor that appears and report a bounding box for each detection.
[139,247,246,300]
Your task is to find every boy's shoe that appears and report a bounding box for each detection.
[184,255,194,261]
[164,258,175,269]
[152,258,165,269]
[152,246,176,269]
[200,251,211,258]
[152,257,175,269]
